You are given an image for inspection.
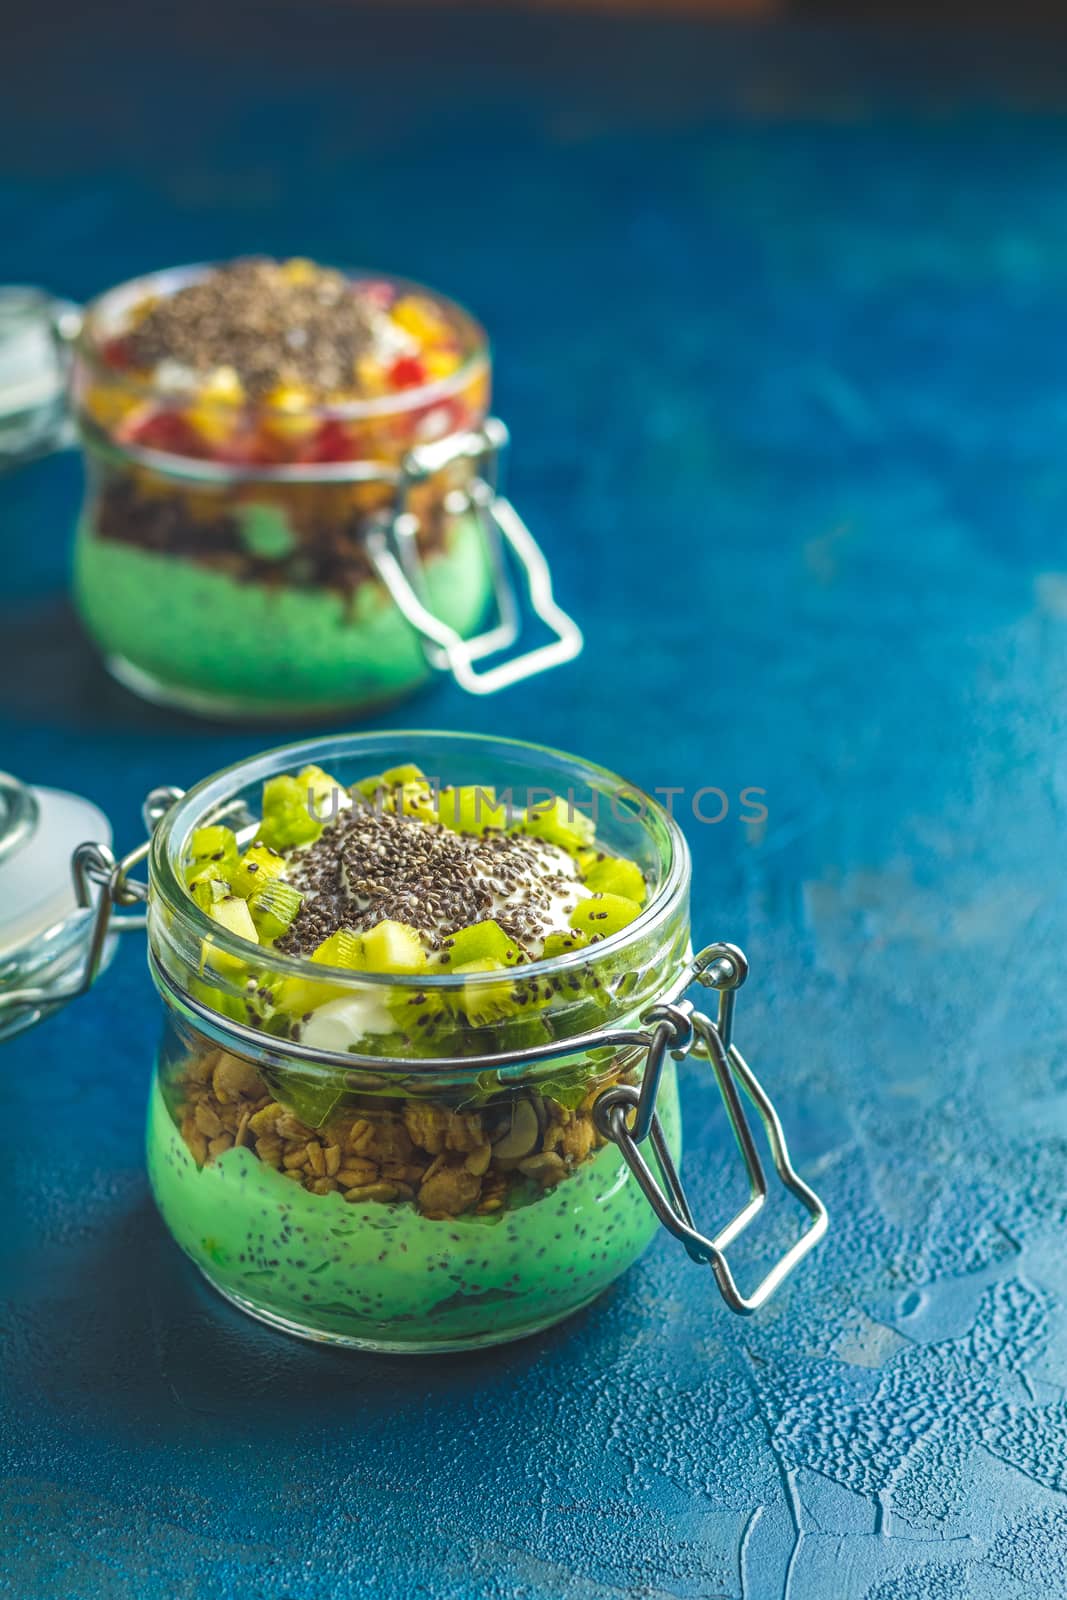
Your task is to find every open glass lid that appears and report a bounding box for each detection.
[0,771,115,1040]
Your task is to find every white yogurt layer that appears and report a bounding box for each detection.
[300,990,396,1052]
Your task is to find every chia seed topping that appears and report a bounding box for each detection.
[126,259,376,399]
[276,804,586,959]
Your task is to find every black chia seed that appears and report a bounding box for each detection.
[126,258,376,399]
[275,803,581,959]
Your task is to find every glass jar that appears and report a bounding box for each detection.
[0,733,827,1352]
[0,268,582,718]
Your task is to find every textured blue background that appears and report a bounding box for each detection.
[5,9,1067,1596]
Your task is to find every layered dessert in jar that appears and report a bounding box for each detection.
[70,259,494,716]
[147,739,690,1351]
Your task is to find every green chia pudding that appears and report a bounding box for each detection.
[147,1068,679,1349]
[147,756,686,1350]
[75,504,490,715]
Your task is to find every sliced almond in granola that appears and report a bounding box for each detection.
[491,1096,542,1160]
[464,1143,492,1177]
[193,1101,223,1138]
[344,1181,400,1203]
[249,1102,283,1136]
[335,1160,378,1187]
[418,1161,481,1217]
[305,1141,326,1176]
[212,1052,267,1104]
[518,1151,566,1186]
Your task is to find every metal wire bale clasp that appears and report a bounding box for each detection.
[364,420,584,695]
[0,785,183,1023]
[592,943,828,1314]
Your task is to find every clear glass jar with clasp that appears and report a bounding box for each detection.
[0,732,827,1353]
[0,264,582,718]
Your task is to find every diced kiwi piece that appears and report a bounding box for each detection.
[582,855,646,904]
[521,795,595,852]
[441,919,522,968]
[190,877,230,913]
[248,878,303,942]
[207,895,260,943]
[186,860,229,892]
[274,927,362,1016]
[297,763,347,822]
[229,842,287,899]
[569,893,642,937]
[200,893,259,981]
[381,763,426,787]
[310,928,364,968]
[189,975,249,1025]
[437,785,508,835]
[259,774,323,850]
[391,780,437,825]
[541,929,591,959]
[453,957,520,1026]
[183,824,239,885]
[353,772,386,802]
[357,919,428,974]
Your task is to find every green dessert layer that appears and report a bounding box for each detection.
[74,507,491,709]
[147,1065,680,1349]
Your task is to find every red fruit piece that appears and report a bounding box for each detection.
[214,428,283,467]
[389,355,427,389]
[358,280,395,309]
[126,408,205,458]
[299,419,355,463]
[99,335,133,370]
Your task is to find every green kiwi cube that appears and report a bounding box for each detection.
[297,764,346,821]
[453,957,520,1026]
[357,919,428,975]
[391,781,437,825]
[310,928,364,968]
[260,775,324,850]
[190,877,230,913]
[438,786,508,835]
[248,878,303,942]
[582,855,647,904]
[200,893,259,984]
[183,824,239,885]
[442,919,522,967]
[274,927,362,1018]
[521,795,596,852]
[353,772,385,802]
[380,763,426,787]
[229,842,287,899]
[541,929,591,959]
[569,892,642,937]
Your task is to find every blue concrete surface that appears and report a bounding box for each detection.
[5,8,1067,1596]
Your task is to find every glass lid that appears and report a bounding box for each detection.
[0,774,114,1039]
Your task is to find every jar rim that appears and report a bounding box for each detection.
[75,259,491,442]
[150,729,691,998]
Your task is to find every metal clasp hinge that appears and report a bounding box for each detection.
[365,419,584,695]
[593,943,828,1315]
[0,785,183,1026]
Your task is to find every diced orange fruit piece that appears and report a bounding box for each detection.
[392,294,451,344]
